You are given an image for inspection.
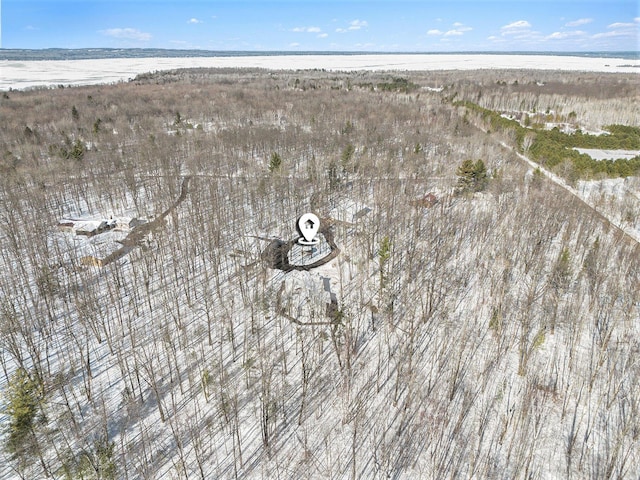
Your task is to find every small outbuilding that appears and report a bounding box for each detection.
[411,192,438,208]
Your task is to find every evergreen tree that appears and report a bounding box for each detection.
[268,152,282,172]
[379,236,391,290]
[341,144,355,169]
[456,159,488,193]
[70,139,86,161]
[3,368,43,456]
[472,159,488,191]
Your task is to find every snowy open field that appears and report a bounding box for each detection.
[574,147,640,160]
[1,53,639,90]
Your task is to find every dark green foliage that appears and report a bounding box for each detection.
[268,152,282,172]
[529,131,640,178]
[456,159,488,193]
[379,236,391,290]
[455,100,640,180]
[341,143,355,168]
[3,368,44,456]
[70,139,86,161]
[93,118,102,134]
[377,77,418,93]
[59,436,117,480]
[49,137,86,162]
[71,105,79,121]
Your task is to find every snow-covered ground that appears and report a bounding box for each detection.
[576,176,640,236]
[573,148,640,161]
[2,54,639,90]
[1,69,638,479]
[514,142,640,243]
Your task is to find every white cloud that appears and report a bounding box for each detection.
[565,18,592,27]
[318,33,329,38]
[188,18,203,24]
[289,42,300,48]
[441,23,472,36]
[429,23,471,37]
[593,30,635,39]
[100,28,152,41]
[293,26,322,33]
[592,19,640,39]
[336,20,368,33]
[501,20,532,32]
[546,30,586,40]
[607,22,637,28]
[349,20,368,30]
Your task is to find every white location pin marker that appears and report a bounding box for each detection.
[298,213,320,245]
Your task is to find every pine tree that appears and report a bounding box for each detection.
[456,159,476,193]
[3,368,43,456]
[70,139,86,161]
[341,144,355,169]
[268,152,282,172]
[379,236,391,291]
[456,159,488,193]
[472,159,488,191]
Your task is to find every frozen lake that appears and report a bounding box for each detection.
[2,53,639,90]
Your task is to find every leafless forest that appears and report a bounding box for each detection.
[0,69,639,479]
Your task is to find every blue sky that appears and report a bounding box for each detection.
[2,1,638,51]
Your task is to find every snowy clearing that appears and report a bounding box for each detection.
[573,147,640,161]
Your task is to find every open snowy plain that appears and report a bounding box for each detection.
[1,53,639,90]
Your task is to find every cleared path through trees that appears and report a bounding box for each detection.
[500,141,640,245]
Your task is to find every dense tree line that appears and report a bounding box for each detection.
[456,99,640,179]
